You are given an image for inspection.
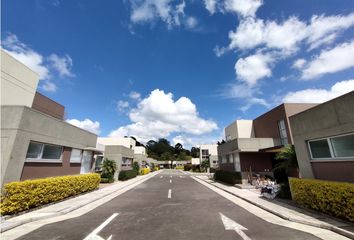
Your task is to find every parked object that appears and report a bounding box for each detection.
[260,183,280,199]
[0,174,100,216]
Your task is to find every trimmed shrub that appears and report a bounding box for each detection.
[184,164,192,171]
[154,167,159,171]
[214,170,242,185]
[118,170,138,181]
[0,173,100,216]
[289,178,354,222]
[175,166,184,170]
[139,168,150,175]
[100,178,113,183]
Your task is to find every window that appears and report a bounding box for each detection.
[70,149,82,163]
[278,120,288,145]
[308,133,354,160]
[26,142,43,159]
[26,142,62,162]
[42,145,62,159]
[201,149,209,156]
[331,134,354,158]
[309,139,331,159]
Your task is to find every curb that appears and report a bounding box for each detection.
[0,171,161,233]
[194,176,354,240]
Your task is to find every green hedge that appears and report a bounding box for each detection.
[289,178,354,222]
[0,173,100,216]
[118,170,138,181]
[214,170,242,185]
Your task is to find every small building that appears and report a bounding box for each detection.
[198,144,218,169]
[290,91,354,183]
[1,50,98,186]
[218,103,317,183]
[97,137,136,179]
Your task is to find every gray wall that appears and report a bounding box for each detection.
[104,145,134,180]
[1,106,97,185]
[290,91,354,182]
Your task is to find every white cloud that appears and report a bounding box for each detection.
[221,83,269,111]
[235,53,273,86]
[307,13,354,50]
[185,16,198,29]
[292,58,306,69]
[283,79,354,103]
[300,40,354,80]
[41,81,57,92]
[224,0,263,18]
[2,33,50,79]
[48,54,75,77]
[109,89,218,142]
[1,33,75,92]
[117,100,130,112]
[66,118,101,135]
[204,0,217,15]
[129,91,141,100]
[129,0,194,29]
[223,12,354,55]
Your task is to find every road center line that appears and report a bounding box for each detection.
[168,189,172,198]
[160,176,163,178]
[170,179,172,183]
[83,213,119,240]
[170,175,172,178]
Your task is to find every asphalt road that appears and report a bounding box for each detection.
[18,170,320,240]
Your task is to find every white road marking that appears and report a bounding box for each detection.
[168,189,172,198]
[160,176,163,178]
[170,175,172,178]
[179,176,185,178]
[219,213,252,240]
[170,179,172,183]
[84,213,119,240]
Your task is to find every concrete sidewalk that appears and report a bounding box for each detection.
[0,171,160,233]
[195,175,354,239]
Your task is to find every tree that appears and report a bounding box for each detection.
[200,159,210,172]
[174,143,183,154]
[101,158,117,182]
[274,145,298,176]
[133,161,140,173]
[191,147,200,158]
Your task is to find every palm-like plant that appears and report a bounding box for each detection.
[101,158,117,180]
[274,145,298,175]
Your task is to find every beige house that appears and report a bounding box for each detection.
[290,92,354,183]
[1,50,98,186]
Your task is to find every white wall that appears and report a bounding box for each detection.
[225,120,254,140]
[134,146,146,155]
[97,137,136,150]
[199,144,218,155]
[1,50,39,107]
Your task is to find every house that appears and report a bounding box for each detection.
[289,91,354,183]
[198,144,218,169]
[218,103,317,183]
[96,137,136,179]
[1,50,99,186]
[134,146,148,167]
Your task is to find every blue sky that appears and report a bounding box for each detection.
[2,0,354,147]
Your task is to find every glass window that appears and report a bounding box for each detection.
[42,145,62,159]
[309,139,331,159]
[26,142,43,159]
[331,134,354,158]
[278,120,288,145]
[70,149,82,163]
[201,149,209,156]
